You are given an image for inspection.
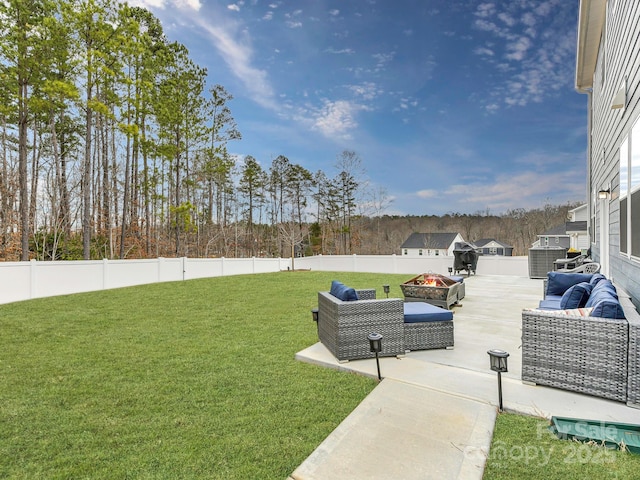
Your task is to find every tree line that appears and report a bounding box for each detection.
[0,0,580,262]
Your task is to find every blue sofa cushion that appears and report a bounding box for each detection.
[589,273,607,287]
[585,280,618,308]
[546,271,594,296]
[403,302,453,323]
[592,279,618,298]
[330,280,359,301]
[560,282,593,309]
[448,275,464,284]
[590,299,626,319]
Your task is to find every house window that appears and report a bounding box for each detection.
[435,250,439,256]
[489,247,497,255]
[419,249,423,256]
[620,116,640,257]
[404,249,408,255]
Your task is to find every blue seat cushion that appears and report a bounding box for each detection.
[403,302,453,323]
[538,298,562,310]
[329,280,359,301]
[448,275,464,283]
[560,282,593,309]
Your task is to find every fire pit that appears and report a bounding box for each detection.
[400,273,460,309]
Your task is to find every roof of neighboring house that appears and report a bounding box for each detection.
[540,221,588,237]
[540,224,569,236]
[474,238,513,249]
[401,232,460,249]
[566,221,588,233]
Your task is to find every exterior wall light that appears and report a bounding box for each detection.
[598,188,610,199]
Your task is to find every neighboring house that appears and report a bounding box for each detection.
[532,225,571,250]
[474,238,513,256]
[400,232,464,257]
[567,204,590,251]
[530,204,589,252]
[575,0,640,302]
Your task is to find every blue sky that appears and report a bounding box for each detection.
[130,0,585,216]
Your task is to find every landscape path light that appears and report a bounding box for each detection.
[487,349,509,412]
[368,332,383,380]
[311,308,319,336]
[383,285,390,298]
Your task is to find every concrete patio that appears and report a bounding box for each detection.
[290,274,640,480]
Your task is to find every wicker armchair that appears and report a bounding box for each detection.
[557,261,600,274]
[317,289,454,362]
[317,289,405,362]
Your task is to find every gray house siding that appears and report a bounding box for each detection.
[579,0,640,305]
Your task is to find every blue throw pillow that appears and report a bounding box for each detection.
[590,299,626,319]
[589,273,607,286]
[329,280,358,301]
[560,282,593,309]
[546,271,594,296]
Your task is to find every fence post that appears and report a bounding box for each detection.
[30,259,37,299]
[103,258,109,290]
[158,257,164,282]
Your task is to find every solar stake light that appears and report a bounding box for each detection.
[311,308,319,335]
[368,332,383,380]
[487,349,509,412]
[383,284,390,298]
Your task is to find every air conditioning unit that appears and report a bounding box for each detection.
[528,247,567,279]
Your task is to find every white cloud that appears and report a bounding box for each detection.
[127,0,167,8]
[347,82,380,101]
[326,47,355,55]
[416,189,438,199]
[263,11,273,20]
[175,0,201,10]
[505,35,532,61]
[475,3,496,18]
[227,4,241,12]
[372,52,395,71]
[192,18,276,109]
[498,12,516,27]
[474,46,494,56]
[286,21,302,28]
[329,9,340,16]
[312,100,362,140]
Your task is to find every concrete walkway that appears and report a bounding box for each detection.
[289,275,640,480]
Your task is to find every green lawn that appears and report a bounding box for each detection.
[2,270,639,479]
[484,412,640,479]
[0,271,401,479]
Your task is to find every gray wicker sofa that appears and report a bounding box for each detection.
[521,271,640,406]
[317,282,454,362]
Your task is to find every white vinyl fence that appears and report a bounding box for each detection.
[0,254,529,305]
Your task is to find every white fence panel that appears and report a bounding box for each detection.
[0,262,31,304]
[185,258,224,280]
[0,254,528,306]
[33,261,104,297]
